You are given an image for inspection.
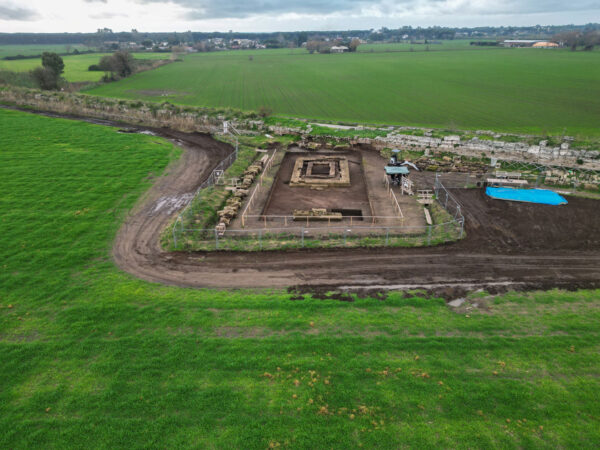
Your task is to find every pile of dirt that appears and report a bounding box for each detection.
[453,189,600,253]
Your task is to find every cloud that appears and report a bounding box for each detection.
[0,4,39,21]
[133,0,600,20]
[90,12,127,19]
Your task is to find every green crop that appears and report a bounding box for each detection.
[88,46,600,137]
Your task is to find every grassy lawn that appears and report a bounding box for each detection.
[87,47,600,137]
[1,108,599,448]
[0,52,170,82]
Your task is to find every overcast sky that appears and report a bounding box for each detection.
[0,0,599,33]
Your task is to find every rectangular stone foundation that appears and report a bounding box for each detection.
[289,156,350,187]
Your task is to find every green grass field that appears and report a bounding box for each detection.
[0,44,90,59]
[1,108,600,448]
[0,52,170,82]
[87,47,600,137]
[357,39,499,52]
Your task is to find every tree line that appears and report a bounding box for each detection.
[554,30,600,50]
[24,50,137,90]
[1,23,598,47]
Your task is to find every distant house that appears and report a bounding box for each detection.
[330,46,349,53]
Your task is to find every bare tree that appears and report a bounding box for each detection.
[98,51,135,80]
[583,31,600,50]
[348,38,361,52]
[306,40,320,54]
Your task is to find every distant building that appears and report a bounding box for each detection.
[532,42,559,48]
[330,46,349,53]
[502,39,555,48]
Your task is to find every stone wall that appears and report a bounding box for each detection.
[2,86,598,172]
[364,133,600,171]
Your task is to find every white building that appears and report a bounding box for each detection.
[330,46,349,53]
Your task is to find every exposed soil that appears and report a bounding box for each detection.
[112,133,600,293]
[264,150,371,216]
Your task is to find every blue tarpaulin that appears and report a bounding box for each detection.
[486,187,568,205]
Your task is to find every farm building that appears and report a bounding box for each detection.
[502,40,552,47]
[532,42,559,48]
[330,46,349,53]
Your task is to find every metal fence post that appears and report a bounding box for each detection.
[259,229,262,250]
[385,228,389,246]
[173,218,178,248]
[301,227,304,247]
[214,228,219,250]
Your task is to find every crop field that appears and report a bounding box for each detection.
[0,52,170,82]
[357,39,498,52]
[88,47,600,136]
[1,108,600,447]
[0,44,90,59]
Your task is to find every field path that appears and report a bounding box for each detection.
[111,128,600,294]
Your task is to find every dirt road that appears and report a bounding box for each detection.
[112,129,600,294]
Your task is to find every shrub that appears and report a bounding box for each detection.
[258,106,273,118]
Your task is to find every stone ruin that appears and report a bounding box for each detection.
[289,156,350,188]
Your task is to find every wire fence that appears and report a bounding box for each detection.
[241,215,405,228]
[434,174,465,234]
[172,149,238,244]
[172,221,462,251]
[240,150,278,227]
[170,174,465,251]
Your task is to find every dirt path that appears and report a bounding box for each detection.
[111,132,600,294]
[112,129,234,287]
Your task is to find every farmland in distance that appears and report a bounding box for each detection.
[0,52,170,82]
[87,46,600,136]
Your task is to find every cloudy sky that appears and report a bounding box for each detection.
[0,0,598,33]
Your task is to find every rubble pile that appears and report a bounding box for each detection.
[411,155,488,173]
[215,155,268,235]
